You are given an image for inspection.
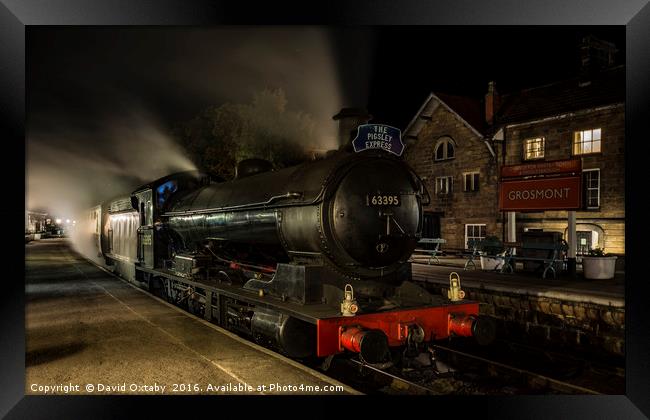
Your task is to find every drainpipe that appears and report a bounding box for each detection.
[501,126,507,242]
[483,138,496,159]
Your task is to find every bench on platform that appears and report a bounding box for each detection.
[464,238,505,270]
[412,238,446,265]
[500,241,568,279]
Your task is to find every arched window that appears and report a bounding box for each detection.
[434,136,455,161]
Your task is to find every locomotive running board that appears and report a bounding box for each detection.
[134,265,338,324]
[243,263,324,304]
[134,265,470,327]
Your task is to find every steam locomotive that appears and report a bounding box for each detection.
[84,139,494,365]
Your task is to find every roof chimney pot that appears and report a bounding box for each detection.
[485,81,499,125]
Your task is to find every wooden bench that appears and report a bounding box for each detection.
[500,240,568,279]
[412,238,446,265]
[464,238,505,270]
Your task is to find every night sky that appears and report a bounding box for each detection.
[26,26,624,215]
[29,26,624,129]
[364,26,625,127]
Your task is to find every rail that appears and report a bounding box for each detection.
[337,342,606,395]
[430,343,601,394]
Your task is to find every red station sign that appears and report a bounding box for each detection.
[499,175,582,211]
[500,158,582,178]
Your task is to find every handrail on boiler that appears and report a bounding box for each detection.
[162,192,305,216]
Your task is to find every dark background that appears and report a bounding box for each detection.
[29,26,625,130]
[4,0,648,418]
[366,26,625,126]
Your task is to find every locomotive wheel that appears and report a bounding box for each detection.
[149,277,167,300]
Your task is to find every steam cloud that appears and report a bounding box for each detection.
[159,27,345,151]
[27,27,370,258]
[27,109,196,217]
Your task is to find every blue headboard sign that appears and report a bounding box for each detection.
[352,124,404,156]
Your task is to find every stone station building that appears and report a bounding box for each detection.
[403,37,624,256]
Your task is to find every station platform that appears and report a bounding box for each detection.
[410,255,625,356]
[25,239,358,395]
[410,255,624,307]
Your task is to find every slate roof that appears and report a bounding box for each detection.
[403,65,625,144]
[402,92,487,143]
[496,65,625,125]
[433,92,487,135]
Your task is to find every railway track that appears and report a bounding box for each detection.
[77,248,622,395]
[324,339,622,395]
[429,343,601,394]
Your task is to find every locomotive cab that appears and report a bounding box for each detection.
[131,171,211,270]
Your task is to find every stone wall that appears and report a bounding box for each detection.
[504,104,625,254]
[404,104,503,251]
[422,281,625,357]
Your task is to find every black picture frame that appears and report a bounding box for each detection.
[4,0,649,418]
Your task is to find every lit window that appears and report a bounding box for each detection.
[465,224,486,249]
[524,137,545,160]
[463,172,480,192]
[573,128,601,155]
[583,169,600,209]
[157,180,178,207]
[577,230,599,255]
[435,176,453,195]
[434,137,455,161]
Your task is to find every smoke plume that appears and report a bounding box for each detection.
[27,27,375,258]
[27,108,196,217]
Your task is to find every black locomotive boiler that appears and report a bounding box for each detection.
[167,149,424,295]
[89,146,493,365]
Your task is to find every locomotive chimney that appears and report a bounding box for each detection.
[332,107,372,151]
[235,158,274,179]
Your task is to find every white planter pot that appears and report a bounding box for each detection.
[582,256,618,279]
[480,255,503,271]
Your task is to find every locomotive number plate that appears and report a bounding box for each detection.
[367,194,401,207]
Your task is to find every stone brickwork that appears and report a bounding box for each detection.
[425,282,624,356]
[403,91,624,256]
[504,104,625,254]
[404,104,503,251]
